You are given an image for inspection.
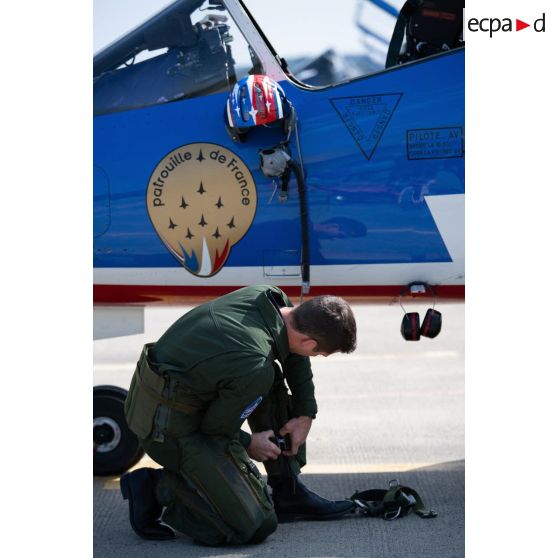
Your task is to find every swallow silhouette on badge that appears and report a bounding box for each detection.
[147,143,257,277]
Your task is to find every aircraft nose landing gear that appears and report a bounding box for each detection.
[93,385,145,476]
[94,416,122,453]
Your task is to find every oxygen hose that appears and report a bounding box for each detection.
[288,159,310,295]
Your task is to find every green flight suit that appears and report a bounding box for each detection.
[124,285,318,545]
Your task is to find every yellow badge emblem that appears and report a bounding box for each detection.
[147,143,257,277]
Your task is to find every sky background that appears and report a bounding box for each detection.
[93,0,402,62]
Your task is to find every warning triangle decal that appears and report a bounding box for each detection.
[330,94,402,160]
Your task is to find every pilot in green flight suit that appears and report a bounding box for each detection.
[121,285,357,546]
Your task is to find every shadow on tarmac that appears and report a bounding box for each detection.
[94,460,464,558]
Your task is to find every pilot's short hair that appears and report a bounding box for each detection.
[291,295,357,354]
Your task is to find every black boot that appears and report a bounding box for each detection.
[120,468,175,540]
[271,477,356,523]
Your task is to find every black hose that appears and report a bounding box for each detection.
[288,159,310,291]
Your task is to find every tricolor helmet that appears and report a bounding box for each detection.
[225,74,292,142]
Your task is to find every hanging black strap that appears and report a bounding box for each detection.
[385,0,423,68]
[350,480,437,520]
[288,159,310,292]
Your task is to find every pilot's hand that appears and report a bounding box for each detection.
[247,430,282,462]
[279,416,313,457]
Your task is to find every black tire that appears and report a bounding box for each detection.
[93,385,145,476]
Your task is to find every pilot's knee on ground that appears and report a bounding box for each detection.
[157,472,277,546]
[247,511,278,544]
[154,440,278,546]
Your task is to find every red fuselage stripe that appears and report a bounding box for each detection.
[93,284,465,304]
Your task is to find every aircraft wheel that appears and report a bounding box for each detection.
[93,385,145,476]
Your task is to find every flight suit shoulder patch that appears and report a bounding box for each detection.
[240,395,263,419]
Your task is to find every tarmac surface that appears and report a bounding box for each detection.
[94,300,464,558]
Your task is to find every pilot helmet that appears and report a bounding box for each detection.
[225,74,292,142]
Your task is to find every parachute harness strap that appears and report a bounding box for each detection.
[351,479,438,521]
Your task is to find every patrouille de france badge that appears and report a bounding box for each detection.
[147,143,257,277]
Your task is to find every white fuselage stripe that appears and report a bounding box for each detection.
[94,262,464,286]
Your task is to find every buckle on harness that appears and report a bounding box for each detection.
[353,499,370,514]
[384,507,402,521]
[399,491,416,508]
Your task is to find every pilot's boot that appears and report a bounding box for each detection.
[271,477,355,523]
[120,467,175,540]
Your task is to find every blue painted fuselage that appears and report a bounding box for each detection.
[94,49,464,296]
